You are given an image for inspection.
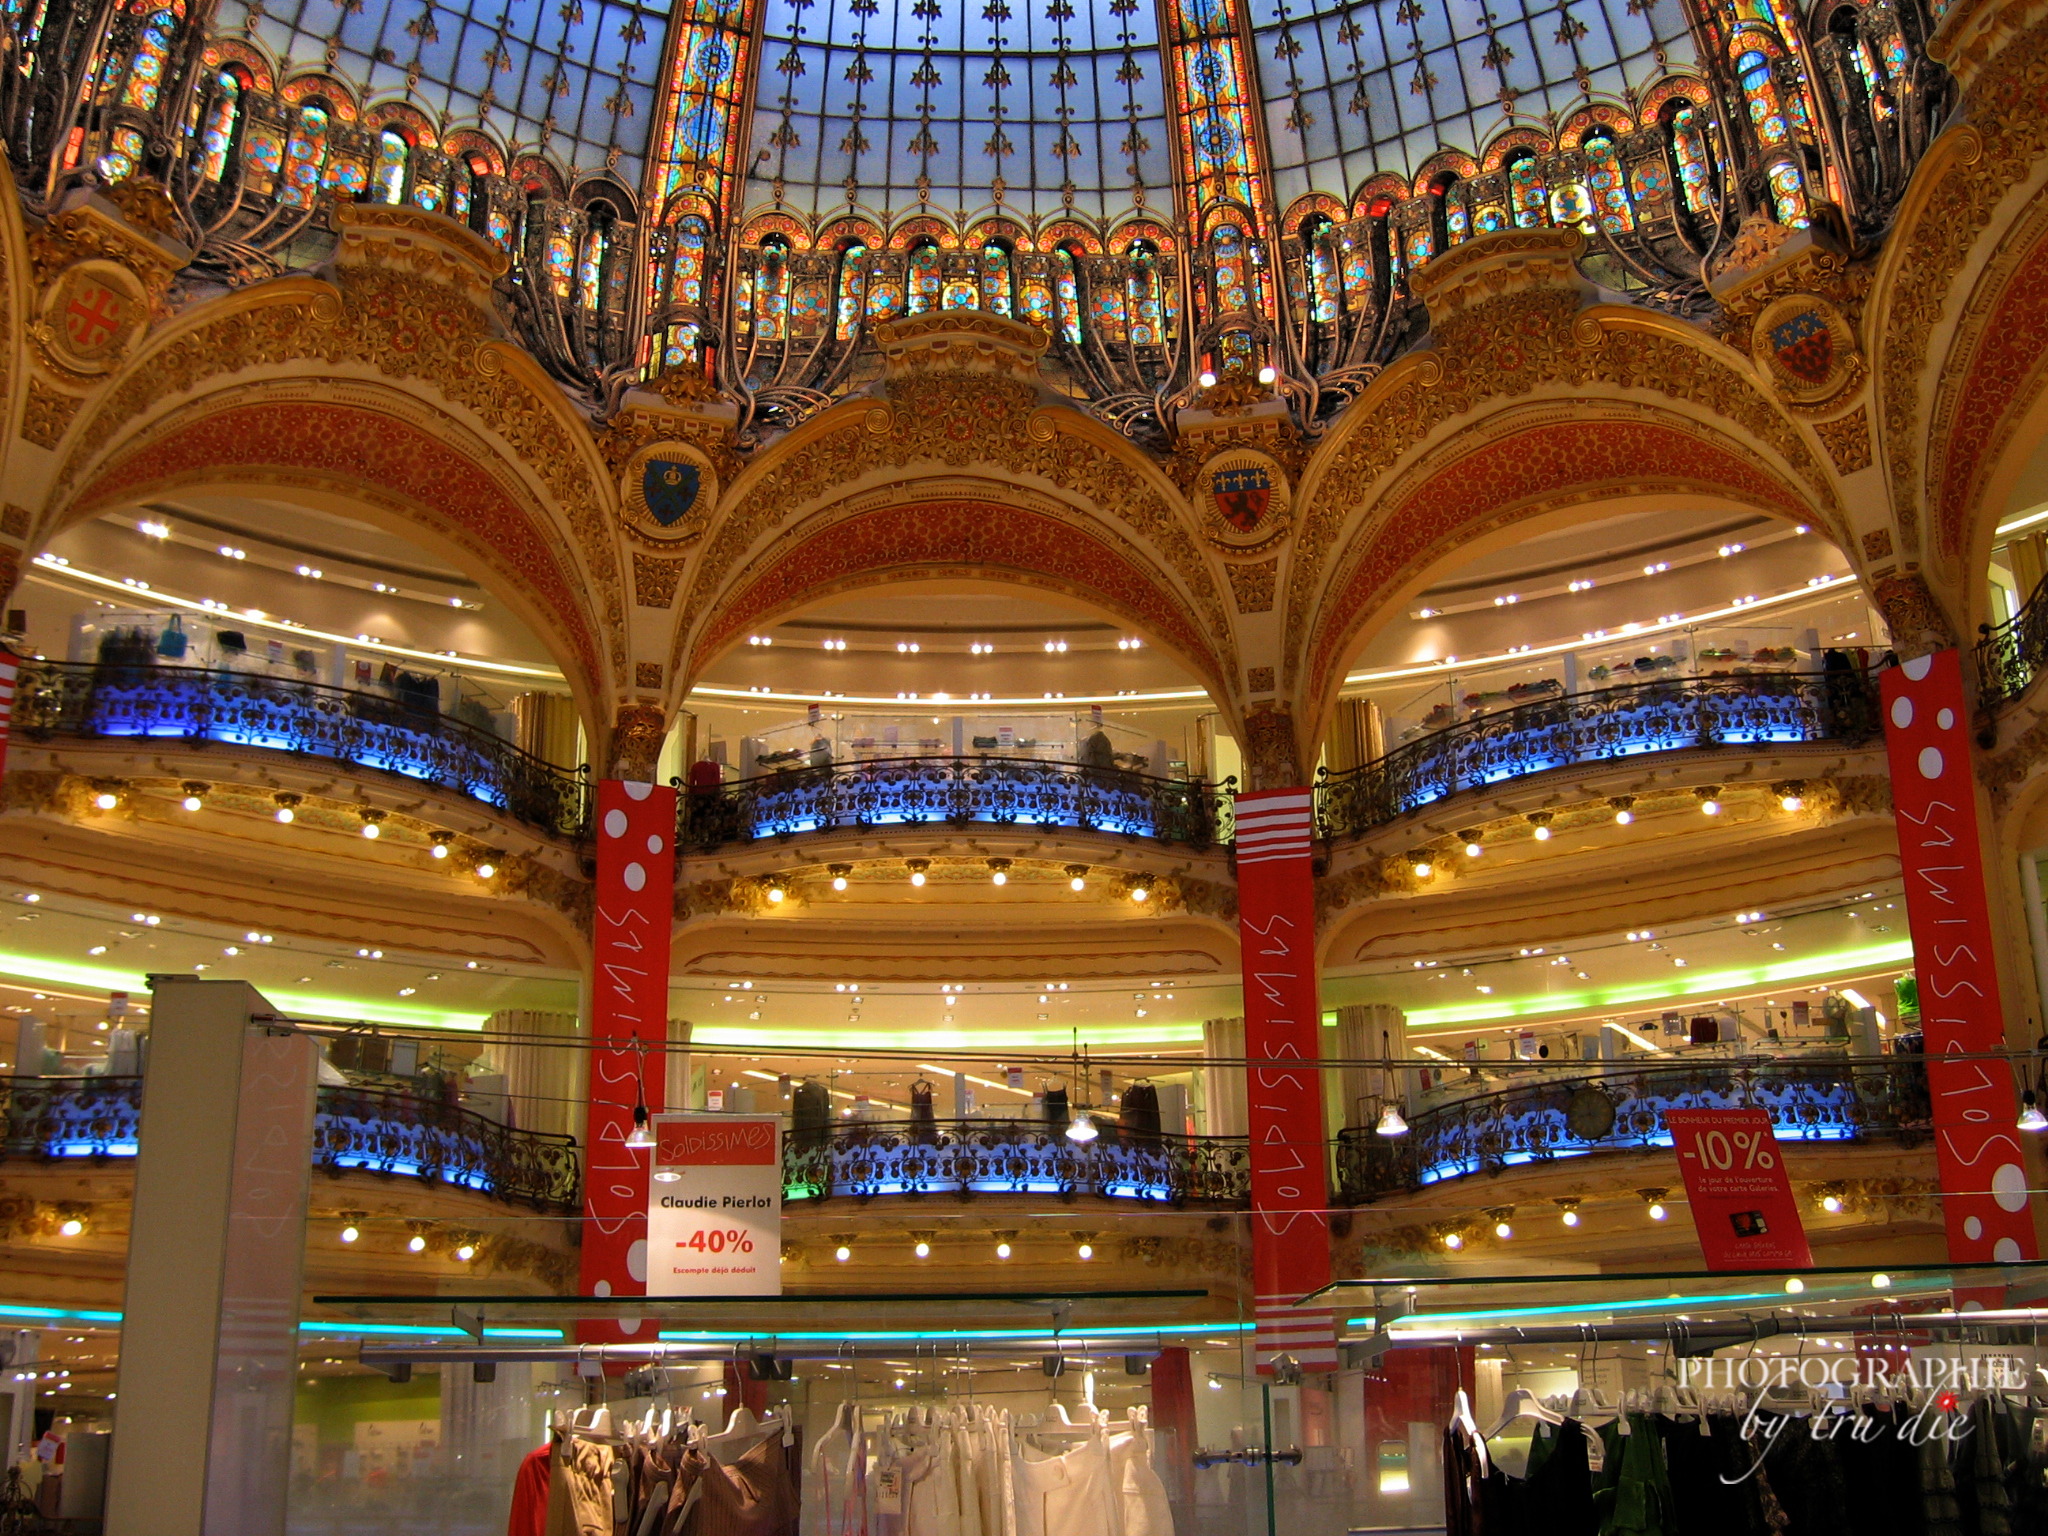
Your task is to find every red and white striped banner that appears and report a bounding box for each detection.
[1234,789,1338,1372]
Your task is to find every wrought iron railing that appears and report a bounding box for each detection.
[0,1077,581,1211]
[1975,588,2048,714]
[681,757,1235,852]
[1332,1056,1927,1204]
[782,1118,1251,1206]
[1316,671,1882,841]
[15,660,589,838]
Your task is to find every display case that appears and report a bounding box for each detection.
[736,709,1171,779]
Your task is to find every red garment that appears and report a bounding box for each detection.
[508,1442,552,1536]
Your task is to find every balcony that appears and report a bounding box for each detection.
[1316,671,1883,841]
[0,1077,581,1211]
[1975,580,2048,716]
[782,1118,1251,1206]
[14,660,588,837]
[1332,1055,1928,1204]
[680,757,1236,853]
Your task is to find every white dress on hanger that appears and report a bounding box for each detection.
[1109,1412,1174,1536]
[1013,1424,1124,1536]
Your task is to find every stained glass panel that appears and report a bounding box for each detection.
[908,244,941,315]
[836,243,869,337]
[1583,134,1633,232]
[199,70,241,181]
[278,104,329,208]
[211,0,671,190]
[120,3,183,111]
[1054,249,1081,344]
[1509,156,1546,227]
[981,245,1013,316]
[1670,106,1710,213]
[374,129,409,203]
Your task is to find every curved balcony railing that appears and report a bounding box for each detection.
[1317,671,1883,841]
[1975,582,2048,714]
[681,758,1236,853]
[15,660,589,837]
[1333,1056,1928,1204]
[782,1119,1251,1206]
[0,1077,581,1211]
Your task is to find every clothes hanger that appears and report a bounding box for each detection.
[1481,1386,1563,1439]
[1450,1389,1489,1475]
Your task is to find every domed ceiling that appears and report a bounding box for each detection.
[738,0,1696,227]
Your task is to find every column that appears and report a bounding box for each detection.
[1880,652,2039,1288]
[1232,789,1336,1373]
[104,978,317,1536]
[1200,1016,1246,1137]
[579,778,679,1344]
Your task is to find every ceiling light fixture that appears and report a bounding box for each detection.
[906,859,929,888]
[829,864,852,891]
[1065,864,1087,892]
[180,781,208,811]
[988,858,1011,886]
[1610,796,1635,825]
[1696,786,1723,816]
[273,792,301,824]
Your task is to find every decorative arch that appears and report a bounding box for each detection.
[1411,151,1479,197]
[741,210,811,249]
[1927,184,2048,613]
[1282,193,1348,230]
[442,128,506,176]
[887,215,956,251]
[1558,103,1635,149]
[55,388,607,724]
[817,216,886,249]
[199,37,273,92]
[690,500,1228,697]
[1353,173,1408,218]
[1036,218,1104,256]
[363,100,438,149]
[1481,128,1553,172]
[510,155,568,198]
[1107,218,1179,255]
[1298,405,1830,731]
[279,72,358,119]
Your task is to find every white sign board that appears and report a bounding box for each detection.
[646,1114,783,1296]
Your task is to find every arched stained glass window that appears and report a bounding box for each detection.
[663,322,702,369]
[578,224,607,310]
[1508,155,1547,227]
[278,103,330,208]
[1402,221,1435,270]
[1472,201,1508,235]
[1338,228,1371,305]
[835,243,868,339]
[941,263,977,310]
[452,153,488,223]
[373,130,409,204]
[1054,249,1081,344]
[1211,225,1247,314]
[866,267,902,321]
[1765,158,1809,226]
[1444,190,1471,245]
[668,215,708,307]
[1018,263,1054,332]
[1583,134,1635,233]
[981,245,1013,317]
[754,237,791,340]
[120,1,182,111]
[544,212,575,299]
[1129,243,1163,345]
[1669,106,1712,213]
[199,69,242,182]
[1737,47,1793,147]
[97,126,145,182]
[908,243,941,315]
[1549,180,1593,230]
[1302,217,1338,324]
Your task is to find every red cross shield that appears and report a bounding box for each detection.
[63,278,126,356]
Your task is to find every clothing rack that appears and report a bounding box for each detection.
[356,1337,1177,1380]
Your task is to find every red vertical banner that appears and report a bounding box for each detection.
[0,646,17,779]
[1233,789,1337,1372]
[579,778,678,1343]
[1881,650,2039,1279]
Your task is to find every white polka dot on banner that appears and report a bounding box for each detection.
[1919,746,1944,779]
[624,780,652,801]
[1903,655,1933,681]
[619,1316,642,1336]
[1890,697,1913,729]
[624,862,646,891]
[627,1238,648,1283]
[1965,1215,1983,1240]
[1961,1298,1985,1311]
[1995,1237,2024,1263]
[647,833,665,855]
[1993,1162,2029,1211]
[593,1279,612,1297]
[1938,708,1955,731]
[604,809,628,839]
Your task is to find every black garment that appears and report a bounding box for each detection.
[1835,1407,1926,1536]
[1658,1415,1760,1536]
[1486,1419,1597,1536]
[1444,1420,1489,1536]
[1119,1081,1161,1140]
[908,1078,936,1141]
[1754,1414,1848,1536]
[790,1080,830,1148]
[1043,1086,1069,1135]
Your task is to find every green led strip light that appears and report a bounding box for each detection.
[1403,940,1915,1029]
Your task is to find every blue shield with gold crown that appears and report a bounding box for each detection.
[643,459,703,528]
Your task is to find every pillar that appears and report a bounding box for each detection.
[1201,1016,1246,1137]
[1331,1004,1407,1132]
[104,978,317,1536]
[665,1018,694,1111]
[495,1009,583,1139]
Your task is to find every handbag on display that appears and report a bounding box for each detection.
[155,616,187,660]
